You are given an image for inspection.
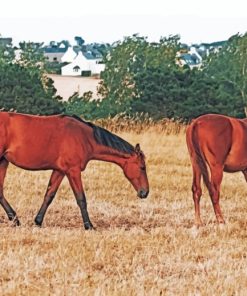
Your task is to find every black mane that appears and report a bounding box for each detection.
[68,115,135,154]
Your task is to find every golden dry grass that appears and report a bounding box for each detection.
[1,122,247,295]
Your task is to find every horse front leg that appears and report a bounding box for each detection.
[66,168,94,230]
[0,158,20,226]
[35,170,64,226]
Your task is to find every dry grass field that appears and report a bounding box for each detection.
[1,120,247,295]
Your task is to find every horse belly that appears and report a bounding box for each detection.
[224,153,247,172]
[4,145,59,170]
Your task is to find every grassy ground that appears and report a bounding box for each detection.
[1,122,247,295]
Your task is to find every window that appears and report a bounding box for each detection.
[73,66,80,72]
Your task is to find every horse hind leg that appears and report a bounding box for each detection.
[192,164,203,227]
[242,169,247,182]
[35,170,65,227]
[0,158,20,226]
[208,164,225,224]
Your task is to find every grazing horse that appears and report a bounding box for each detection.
[0,112,149,229]
[186,113,247,227]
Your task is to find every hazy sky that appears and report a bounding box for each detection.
[1,0,246,45]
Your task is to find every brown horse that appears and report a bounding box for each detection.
[186,113,247,227]
[0,112,149,229]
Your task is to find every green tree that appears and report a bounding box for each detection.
[203,33,247,117]
[0,41,64,114]
[66,33,247,121]
[99,35,148,106]
[98,34,181,118]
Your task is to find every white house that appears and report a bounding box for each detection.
[61,51,105,76]
[176,47,203,69]
[43,42,67,62]
[61,46,77,63]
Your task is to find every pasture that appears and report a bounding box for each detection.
[1,120,247,295]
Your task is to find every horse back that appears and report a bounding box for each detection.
[187,114,247,172]
[0,112,93,171]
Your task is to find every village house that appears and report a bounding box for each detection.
[176,46,203,69]
[61,48,105,76]
[43,41,68,62]
[176,40,227,69]
[42,37,106,76]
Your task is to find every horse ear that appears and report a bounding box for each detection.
[135,143,141,153]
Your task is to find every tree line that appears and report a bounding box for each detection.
[0,33,246,121]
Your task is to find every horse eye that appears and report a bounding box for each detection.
[141,166,146,171]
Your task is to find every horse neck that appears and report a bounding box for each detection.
[92,145,132,168]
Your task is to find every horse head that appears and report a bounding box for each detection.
[123,144,149,199]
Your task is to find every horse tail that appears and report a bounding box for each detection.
[186,120,210,189]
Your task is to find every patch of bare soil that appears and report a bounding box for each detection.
[47,74,101,101]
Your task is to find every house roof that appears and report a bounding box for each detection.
[179,53,200,66]
[0,38,12,47]
[42,40,69,54]
[43,47,67,54]
[72,46,103,59]
[196,40,227,48]
[83,51,99,60]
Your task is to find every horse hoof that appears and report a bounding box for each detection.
[194,222,204,228]
[190,225,200,238]
[13,219,21,227]
[35,223,42,228]
[84,222,95,230]
[218,223,226,230]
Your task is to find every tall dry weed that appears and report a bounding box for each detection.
[95,115,186,134]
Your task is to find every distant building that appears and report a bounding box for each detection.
[42,37,107,76]
[176,40,227,69]
[0,37,12,47]
[43,41,69,62]
[191,40,227,57]
[61,51,105,76]
[61,47,77,63]
[176,48,202,69]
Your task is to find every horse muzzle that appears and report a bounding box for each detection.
[137,189,149,199]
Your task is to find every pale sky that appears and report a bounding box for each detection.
[0,0,246,46]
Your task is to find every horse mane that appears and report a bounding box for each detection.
[68,115,135,154]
